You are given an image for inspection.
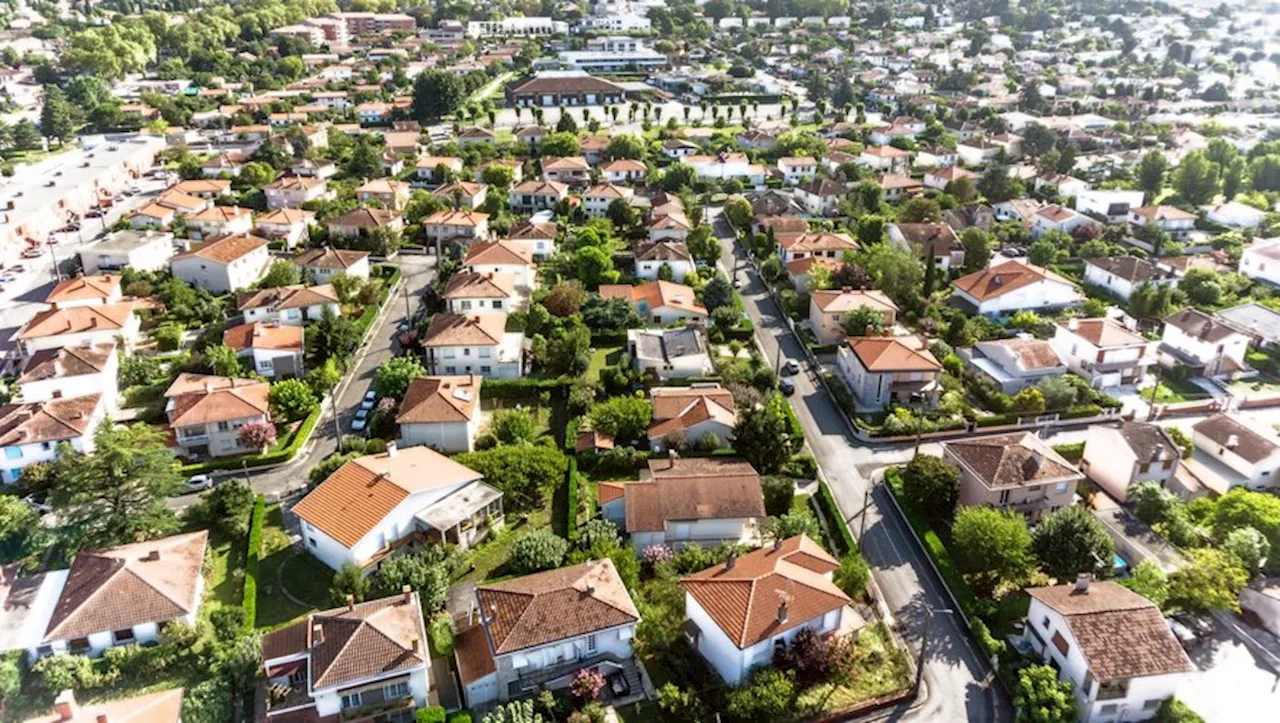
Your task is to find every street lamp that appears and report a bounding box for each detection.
[910,391,927,458]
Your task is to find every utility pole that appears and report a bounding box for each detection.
[402,279,412,320]
[912,392,925,458]
[329,382,342,443]
[774,341,783,376]
[859,485,871,543]
[1145,377,1161,421]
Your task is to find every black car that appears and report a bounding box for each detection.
[779,378,795,396]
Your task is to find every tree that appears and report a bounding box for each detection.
[330,563,370,605]
[555,110,578,133]
[308,307,360,365]
[952,507,1035,595]
[11,118,41,150]
[373,356,426,401]
[733,395,796,474]
[49,423,183,552]
[659,163,696,192]
[411,70,466,121]
[1212,488,1280,560]
[577,245,619,287]
[1129,481,1177,524]
[1138,150,1169,196]
[1011,387,1046,414]
[1174,151,1220,206]
[345,139,383,179]
[269,379,318,422]
[855,243,923,308]
[587,396,653,443]
[538,131,579,157]
[959,228,993,273]
[605,134,645,160]
[581,295,640,333]
[371,547,458,614]
[509,529,569,573]
[482,700,546,723]
[702,275,733,313]
[899,455,960,521]
[607,197,637,229]
[201,344,243,377]
[723,196,753,229]
[456,446,567,510]
[491,409,537,445]
[1179,268,1224,307]
[186,479,256,537]
[773,627,830,687]
[1222,157,1246,200]
[1167,548,1248,613]
[1013,665,1077,723]
[237,419,277,451]
[1020,123,1056,158]
[240,161,276,188]
[40,86,75,143]
[1121,559,1170,608]
[260,259,301,288]
[1032,506,1115,581]
[978,166,1021,203]
[1223,526,1270,574]
[724,667,796,722]
[543,283,586,317]
[1028,238,1058,267]
[0,495,44,565]
[841,306,885,336]
[857,214,886,244]
[686,226,720,267]
[898,197,942,223]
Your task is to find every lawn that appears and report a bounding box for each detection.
[587,344,626,382]
[459,506,552,583]
[1150,373,1211,403]
[794,624,913,714]
[254,505,332,630]
[1227,376,1280,397]
[203,533,243,614]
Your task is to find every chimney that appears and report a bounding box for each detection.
[1227,434,1239,449]
[386,441,398,457]
[204,381,214,393]
[402,584,412,604]
[1067,318,1079,331]
[144,549,160,562]
[773,536,783,551]
[312,623,324,647]
[725,551,737,570]
[410,636,420,653]
[53,689,78,721]
[1075,573,1091,593]
[777,600,788,624]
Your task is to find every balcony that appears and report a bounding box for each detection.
[1095,681,1129,701]
[339,695,414,721]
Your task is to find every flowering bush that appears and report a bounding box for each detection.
[642,544,673,566]
[569,668,606,702]
[237,419,277,450]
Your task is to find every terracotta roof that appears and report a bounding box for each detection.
[165,375,269,426]
[170,179,229,195]
[576,429,615,453]
[602,159,647,172]
[43,531,208,643]
[155,191,207,212]
[623,470,762,532]
[512,74,624,94]
[862,145,909,157]
[1060,318,1146,348]
[328,207,400,229]
[952,259,1074,301]
[187,205,253,223]
[975,338,1062,371]
[46,275,121,305]
[646,213,694,232]
[1132,205,1196,221]
[424,209,488,227]
[263,593,428,691]
[171,234,268,264]
[944,432,1081,489]
[454,623,497,685]
[23,688,184,723]
[681,535,848,649]
[646,457,756,479]
[294,246,369,269]
[845,336,940,372]
[442,271,515,300]
[223,322,303,351]
[397,376,481,424]
[543,156,589,172]
[635,240,693,262]
[811,289,896,314]
[257,208,316,227]
[1036,204,1078,223]
[0,395,101,447]
[355,178,411,196]
[600,280,706,316]
[17,342,114,384]
[422,313,506,347]
[1028,582,1193,681]
[786,256,842,276]
[879,173,923,190]
[511,179,568,196]
[18,303,134,340]
[237,284,339,312]
[893,223,960,254]
[292,447,483,547]
[465,240,534,266]
[647,385,736,440]
[1193,413,1280,464]
[1163,307,1244,343]
[585,183,631,200]
[507,219,558,240]
[778,232,858,253]
[597,480,626,503]
[476,559,640,655]
[435,181,486,198]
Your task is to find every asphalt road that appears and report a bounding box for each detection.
[709,206,1012,722]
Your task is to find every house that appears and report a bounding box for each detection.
[858,145,910,172]
[459,559,640,707]
[263,176,330,209]
[1130,205,1196,238]
[923,165,979,191]
[1022,581,1193,723]
[993,198,1049,224]
[222,322,304,379]
[1052,318,1153,389]
[1238,238,1280,286]
[808,289,898,344]
[956,139,1002,166]
[170,234,270,293]
[1081,422,1181,503]
[785,256,842,292]
[1035,172,1090,200]
[835,336,941,410]
[422,313,524,378]
[777,156,818,184]
[1203,201,1266,229]
[294,246,370,282]
[185,205,254,241]
[396,375,481,453]
[465,240,536,291]
[794,178,846,216]
[736,130,777,150]
[201,151,248,177]
[79,230,174,275]
[0,395,104,485]
[15,303,140,357]
[952,259,1083,317]
[879,173,924,201]
[506,72,626,107]
[888,223,964,273]
[327,207,404,240]
[602,159,647,184]
[435,181,488,210]
[442,271,519,313]
[1158,308,1250,378]
[507,218,559,260]
[1032,204,1092,238]
[416,155,465,183]
[16,531,207,658]
[1216,303,1280,348]
[291,158,338,179]
[628,327,713,381]
[662,138,699,159]
[261,591,430,721]
[635,241,695,282]
[423,209,490,245]
[45,275,122,308]
[600,280,707,325]
[1082,257,1178,302]
[645,211,694,244]
[644,384,737,453]
[16,343,118,407]
[946,432,1083,521]
[541,156,591,185]
[776,231,858,267]
[965,338,1066,394]
[1191,414,1280,491]
[293,444,503,569]
[681,535,856,685]
[164,373,271,459]
[23,688,184,723]
[255,208,316,249]
[601,457,761,546]
[238,284,340,325]
[583,183,634,217]
[169,179,230,199]
[456,126,496,146]
[356,179,412,210]
[509,180,569,213]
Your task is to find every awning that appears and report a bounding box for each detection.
[416,481,502,531]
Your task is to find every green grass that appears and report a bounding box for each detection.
[1227,376,1280,396]
[587,344,626,382]
[794,623,913,713]
[428,612,455,657]
[614,702,663,723]
[254,506,332,630]
[460,506,552,583]
[203,533,243,613]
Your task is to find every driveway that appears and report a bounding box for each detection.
[1177,615,1280,721]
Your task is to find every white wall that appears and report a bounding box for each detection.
[961,279,1082,316]
[1191,430,1280,489]
[399,419,475,453]
[686,592,842,685]
[1161,325,1248,371]
[313,667,429,718]
[1,408,101,485]
[18,355,119,408]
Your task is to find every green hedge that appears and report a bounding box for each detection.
[811,480,856,556]
[242,495,266,628]
[806,342,843,355]
[1052,442,1085,462]
[974,414,1016,428]
[179,405,322,475]
[884,468,980,617]
[445,713,472,723]
[416,707,446,723]
[564,415,581,454]
[781,394,805,450]
[658,375,725,387]
[1061,403,1104,419]
[565,457,579,542]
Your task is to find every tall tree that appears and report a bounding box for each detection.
[951,507,1034,596]
[1013,665,1077,723]
[411,70,466,122]
[1137,150,1168,196]
[1174,150,1220,206]
[1031,506,1115,581]
[732,395,797,474]
[40,86,75,143]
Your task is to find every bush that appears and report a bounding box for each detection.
[578,518,621,550]
[417,707,447,723]
[781,455,818,479]
[899,455,960,521]
[185,479,256,537]
[509,529,570,574]
[834,553,870,597]
[564,457,579,541]
[447,714,474,723]
[725,667,796,722]
[269,379,319,422]
[242,495,266,628]
[761,476,795,517]
[971,617,1009,661]
[153,323,183,351]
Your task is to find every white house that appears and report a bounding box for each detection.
[1032,204,1093,238]
[888,223,964,273]
[582,183,634,217]
[170,234,271,293]
[1022,580,1193,723]
[646,385,737,453]
[635,240,696,282]
[1081,422,1181,503]
[442,271,520,313]
[15,303,140,357]
[422,313,525,379]
[261,591,430,721]
[1203,201,1266,229]
[15,531,208,658]
[807,289,898,344]
[507,217,558,261]
[264,176,330,209]
[835,336,942,411]
[15,343,119,408]
[293,444,504,570]
[965,338,1067,394]
[185,205,255,241]
[794,178,847,216]
[1158,308,1250,378]
[0,394,104,485]
[681,536,857,685]
[294,246,371,283]
[423,209,490,245]
[1051,318,1153,389]
[685,153,767,187]
[238,284,341,326]
[1238,237,1280,286]
[396,376,481,453]
[1075,189,1145,221]
[599,281,707,326]
[600,458,762,549]
[458,559,641,706]
[776,156,818,184]
[628,327,713,381]
[1130,205,1197,238]
[464,241,536,292]
[1082,257,1178,302]
[165,374,271,460]
[776,232,859,268]
[645,212,694,244]
[255,208,316,249]
[222,322,305,379]
[1191,414,1280,491]
[952,259,1083,317]
[78,230,174,275]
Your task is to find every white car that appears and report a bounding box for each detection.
[360,390,377,410]
[352,408,370,431]
[186,474,214,492]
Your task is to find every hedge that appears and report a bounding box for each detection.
[1052,442,1085,462]
[446,713,472,723]
[974,413,1017,428]
[564,457,579,542]
[780,394,806,450]
[811,479,856,556]
[1061,403,1104,419]
[242,495,266,628]
[416,707,446,723]
[806,342,843,355]
[563,415,581,454]
[178,405,322,475]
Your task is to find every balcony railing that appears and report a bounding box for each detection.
[1096,683,1129,701]
[339,695,414,721]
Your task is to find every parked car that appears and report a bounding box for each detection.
[185,474,214,492]
[21,248,41,258]
[360,390,377,410]
[22,496,52,514]
[352,408,370,431]
[783,359,801,376]
[1172,613,1213,640]
[779,378,795,396]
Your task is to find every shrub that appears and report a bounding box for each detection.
[899,455,960,521]
[447,714,473,723]
[330,563,370,605]
[237,419,277,451]
[781,454,818,479]
[153,323,183,351]
[642,544,674,566]
[491,408,537,445]
[185,479,255,537]
[578,518,621,550]
[417,707,447,723]
[971,618,1008,660]
[834,553,870,597]
[509,530,569,574]
[761,476,795,517]
[269,379,319,422]
[569,668,606,702]
[724,667,796,722]
[564,457,579,541]
[242,495,266,628]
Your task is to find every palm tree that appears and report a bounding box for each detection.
[682,106,690,124]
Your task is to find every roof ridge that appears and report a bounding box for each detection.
[45,555,127,639]
[313,613,371,686]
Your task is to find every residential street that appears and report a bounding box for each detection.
[709,207,1013,722]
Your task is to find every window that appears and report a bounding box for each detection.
[1042,616,1050,629]
[221,439,236,451]
[383,680,410,699]
[217,421,231,432]
[1054,482,1068,494]
[4,447,20,460]
[40,442,52,451]
[113,627,135,644]
[308,537,317,548]
[479,347,491,358]
[460,300,472,310]
[340,692,362,709]
[445,366,457,374]
[464,348,471,357]
[257,360,273,371]
[1143,700,1161,711]
[1100,704,1117,715]
[1138,463,1150,474]
[493,300,503,310]
[443,348,456,359]
[480,366,491,374]
[586,634,597,653]
[999,489,1011,505]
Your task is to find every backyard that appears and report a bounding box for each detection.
[254,505,332,629]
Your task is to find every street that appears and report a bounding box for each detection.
[709,206,1012,722]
